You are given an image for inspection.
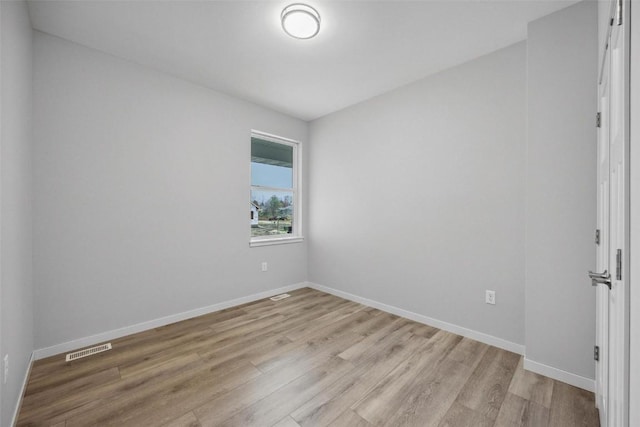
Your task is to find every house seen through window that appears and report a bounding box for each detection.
[250,132,300,243]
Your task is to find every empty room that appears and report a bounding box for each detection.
[1,0,638,426]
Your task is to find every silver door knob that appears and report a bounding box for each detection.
[588,270,612,289]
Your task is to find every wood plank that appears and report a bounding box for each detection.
[18,352,206,425]
[291,325,426,426]
[328,409,371,427]
[217,357,354,427]
[18,399,105,427]
[207,310,283,334]
[438,402,494,427]
[508,357,554,408]
[254,312,372,374]
[354,333,489,426]
[198,332,294,370]
[249,310,380,368]
[246,290,337,318]
[272,416,302,427]
[406,321,439,339]
[193,332,365,425]
[494,392,550,427]
[337,316,411,361]
[372,358,473,426]
[284,301,366,341]
[453,346,521,422]
[548,382,599,427]
[196,303,354,367]
[446,337,490,368]
[201,313,288,348]
[20,367,120,413]
[155,307,248,336]
[352,330,464,426]
[162,411,202,427]
[208,291,335,333]
[65,360,262,426]
[349,311,401,336]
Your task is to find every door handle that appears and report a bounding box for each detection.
[588,270,612,289]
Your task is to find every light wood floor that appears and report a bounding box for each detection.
[17,288,599,426]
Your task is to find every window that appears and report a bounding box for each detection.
[250,131,302,246]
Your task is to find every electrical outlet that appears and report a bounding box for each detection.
[261,262,268,272]
[3,354,8,384]
[485,290,496,305]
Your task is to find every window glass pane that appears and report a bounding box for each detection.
[251,138,293,188]
[251,162,293,188]
[251,188,294,237]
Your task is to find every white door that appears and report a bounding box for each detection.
[592,1,629,426]
[607,4,629,424]
[595,49,610,425]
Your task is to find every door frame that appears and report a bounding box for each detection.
[629,1,639,425]
[610,1,631,425]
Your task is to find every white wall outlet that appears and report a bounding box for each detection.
[3,354,8,384]
[261,262,268,272]
[485,290,496,305]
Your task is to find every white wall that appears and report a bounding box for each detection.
[0,1,34,425]
[309,42,527,348]
[525,0,597,381]
[33,33,308,350]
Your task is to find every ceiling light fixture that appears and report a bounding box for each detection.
[281,3,320,39]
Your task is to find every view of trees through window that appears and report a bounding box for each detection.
[251,191,294,237]
[251,136,296,238]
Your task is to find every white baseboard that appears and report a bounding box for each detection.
[11,352,34,427]
[524,358,595,392]
[33,282,307,360]
[307,282,525,355]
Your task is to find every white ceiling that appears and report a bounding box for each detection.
[27,0,578,121]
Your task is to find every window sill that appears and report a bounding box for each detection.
[250,236,304,247]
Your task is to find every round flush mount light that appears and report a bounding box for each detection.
[281,3,321,39]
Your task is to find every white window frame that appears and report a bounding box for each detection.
[250,130,303,247]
